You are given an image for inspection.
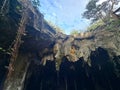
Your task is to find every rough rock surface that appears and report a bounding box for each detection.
[0,0,57,89]
[53,27,120,65]
[0,0,120,90]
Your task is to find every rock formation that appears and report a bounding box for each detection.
[0,0,120,90]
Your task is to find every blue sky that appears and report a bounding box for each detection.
[39,0,90,34]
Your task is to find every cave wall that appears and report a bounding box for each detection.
[0,0,57,89]
[0,0,120,90]
[3,53,29,90]
[23,47,120,90]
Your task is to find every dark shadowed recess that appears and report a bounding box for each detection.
[0,53,9,89]
[23,47,120,90]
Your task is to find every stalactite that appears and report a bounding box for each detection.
[74,80,77,90]
[57,71,60,86]
[40,80,43,90]
[65,77,68,90]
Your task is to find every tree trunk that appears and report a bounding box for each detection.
[110,1,120,20]
[111,12,120,20]
[114,7,120,13]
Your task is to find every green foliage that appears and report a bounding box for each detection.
[16,6,21,10]
[0,47,10,54]
[0,47,5,52]
[16,6,20,9]
[86,0,98,11]
[87,19,105,31]
[70,30,79,35]
[16,5,22,12]
[83,0,99,21]
[31,0,40,7]
[47,20,65,33]
[105,19,120,30]
[87,18,120,31]
[83,0,120,22]
[55,27,64,33]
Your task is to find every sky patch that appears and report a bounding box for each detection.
[39,0,90,34]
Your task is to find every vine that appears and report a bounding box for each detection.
[6,6,28,79]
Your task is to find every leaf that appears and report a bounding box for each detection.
[6,52,11,55]
[16,6,21,10]
[0,47,3,50]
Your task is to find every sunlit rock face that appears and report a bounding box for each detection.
[33,26,120,90]
[53,27,120,66]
